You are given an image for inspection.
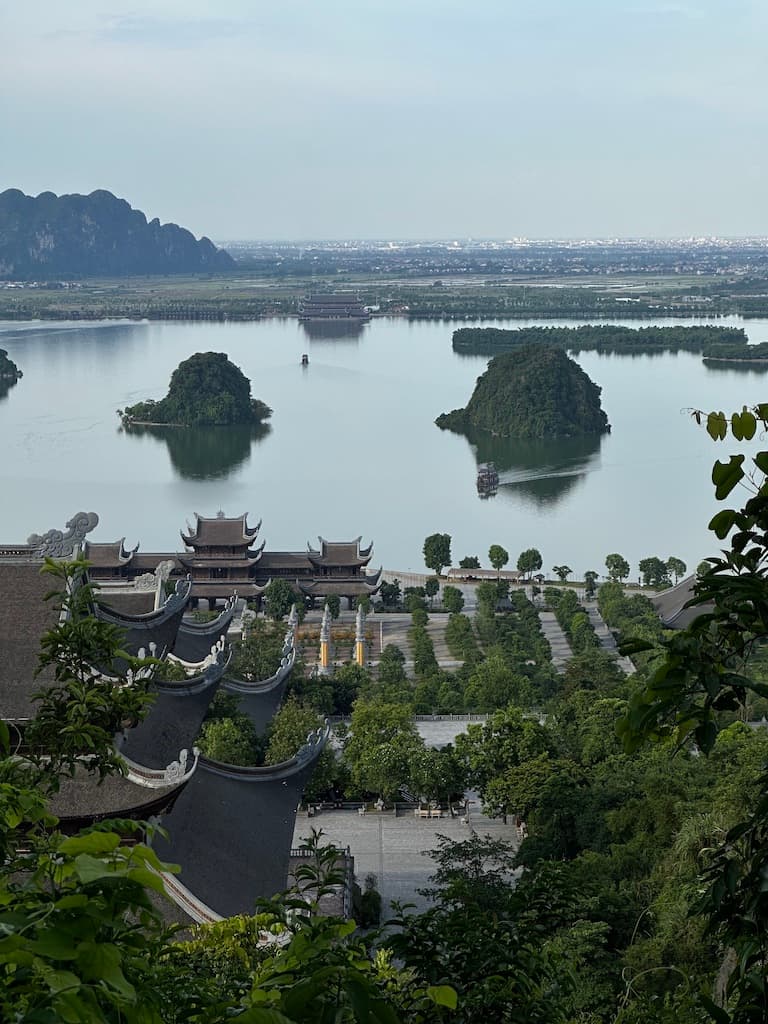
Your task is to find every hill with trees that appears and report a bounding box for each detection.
[121,352,272,427]
[436,345,610,439]
[0,348,21,380]
[0,189,234,278]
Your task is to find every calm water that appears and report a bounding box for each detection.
[2,314,768,580]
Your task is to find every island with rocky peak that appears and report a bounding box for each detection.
[436,345,610,440]
[120,352,272,428]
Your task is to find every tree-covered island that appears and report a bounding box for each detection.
[436,345,610,439]
[120,351,272,427]
[0,348,22,379]
[452,323,765,363]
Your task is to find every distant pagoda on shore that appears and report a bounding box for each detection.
[298,293,370,322]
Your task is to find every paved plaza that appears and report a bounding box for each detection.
[292,800,520,915]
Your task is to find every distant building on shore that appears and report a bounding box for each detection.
[298,293,370,322]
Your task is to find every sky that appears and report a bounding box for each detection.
[2,1,767,240]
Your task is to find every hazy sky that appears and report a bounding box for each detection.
[2,1,766,239]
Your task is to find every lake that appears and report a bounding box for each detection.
[2,314,767,581]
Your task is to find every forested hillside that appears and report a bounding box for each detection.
[121,352,271,427]
[0,189,234,278]
[436,345,610,438]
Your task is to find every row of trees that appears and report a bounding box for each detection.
[424,533,544,579]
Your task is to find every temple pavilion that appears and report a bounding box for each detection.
[85,511,382,609]
[297,293,370,321]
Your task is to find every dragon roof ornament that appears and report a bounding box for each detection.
[28,512,99,558]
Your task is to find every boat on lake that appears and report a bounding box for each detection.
[476,462,499,497]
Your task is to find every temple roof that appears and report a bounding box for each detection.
[181,513,261,549]
[306,537,373,567]
[94,580,191,658]
[0,561,61,720]
[48,767,188,825]
[173,600,237,664]
[178,555,262,570]
[258,551,314,571]
[297,577,381,597]
[83,538,137,568]
[651,575,714,629]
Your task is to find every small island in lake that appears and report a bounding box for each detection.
[0,349,22,381]
[451,324,756,361]
[0,349,22,399]
[120,352,272,427]
[436,346,610,439]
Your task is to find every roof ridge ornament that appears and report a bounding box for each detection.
[28,511,99,558]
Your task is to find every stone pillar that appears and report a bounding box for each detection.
[354,603,367,668]
[318,602,333,676]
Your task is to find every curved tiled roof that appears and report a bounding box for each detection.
[154,727,329,916]
[83,538,138,568]
[181,513,260,549]
[306,537,373,567]
[650,575,714,629]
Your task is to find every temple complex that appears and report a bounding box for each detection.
[0,511,331,925]
[297,292,370,321]
[85,511,381,609]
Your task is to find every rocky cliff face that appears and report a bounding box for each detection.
[0,189,234,278]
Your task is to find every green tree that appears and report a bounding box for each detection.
[696,559,712,578]
[617,400,768,1023]
[455,705,553,801]
[638,556,671,588]
[197,715,261,765]
[488,544,509,573]
[344,701,424,799]
[666,555,687,583]
[605,552,630,582]
[425,576,440,606]
[516,547,542,578]
[459,555,480,569]
[379,578,401,608]
[325,594,341,620]
[584,569,599,599]
[378,644,407,685]
[356,593,372,614]
[442,585,464,613]
[265,698,336,801]
[233,617,285,681]
[264,577,298,620]
[552,565,572,582]
[423,532,452,576]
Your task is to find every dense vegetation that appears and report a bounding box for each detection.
[436,346,610,439]
[451,324,752,358]
[0,188,234,278]
[121,351,272,427]
[0,347,22,399]
[0,347,21,379]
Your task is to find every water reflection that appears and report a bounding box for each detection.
[121,422,271,480]
[300,320,367,342]
[703,359,768,374]
[463,426,604,506]
[0,378,19,401]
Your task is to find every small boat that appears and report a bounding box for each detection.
[476,462,499,496]
[301,354,309,366]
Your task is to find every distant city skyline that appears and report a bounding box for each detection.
[3,1,766,241]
